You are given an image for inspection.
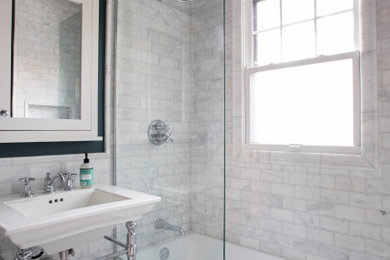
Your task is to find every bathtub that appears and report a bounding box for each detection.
[137,233,285,260]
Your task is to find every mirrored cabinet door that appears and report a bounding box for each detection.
[0,0,102,143]
[13,0,83,120]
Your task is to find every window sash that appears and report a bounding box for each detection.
[247,0,360,67]
[244,52,361,154]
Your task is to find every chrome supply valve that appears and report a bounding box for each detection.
[62,173,77,191]
[19,177,35,198]
[148,120,175,145]
[43,172,65,194]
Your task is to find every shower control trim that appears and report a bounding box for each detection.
[148,120,174,145]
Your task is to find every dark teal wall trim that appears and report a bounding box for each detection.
[98,0,106,138]
[0,0,107,158]
[10,0,15,117]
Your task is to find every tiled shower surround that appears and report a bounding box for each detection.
[115,0,224,249]
[115,0,193,247]
[225,0,390,259]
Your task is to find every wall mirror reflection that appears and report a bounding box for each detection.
[13,0,82,120]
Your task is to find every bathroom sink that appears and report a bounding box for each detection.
[0,185,161,254]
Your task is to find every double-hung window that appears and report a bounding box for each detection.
[245,0,360,153]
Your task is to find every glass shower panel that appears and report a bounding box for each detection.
[114,0,225,259]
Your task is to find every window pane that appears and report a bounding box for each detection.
[317,12,354,55]
[254,0,280,31]
[317,0,353,16]
[282,0,314,24]
[254,29,281,65]
[282,21,315,61]
[250,59,354,146]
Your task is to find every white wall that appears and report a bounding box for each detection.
[226,0,390,260]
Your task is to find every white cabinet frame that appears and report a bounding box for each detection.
[0,0,102,143]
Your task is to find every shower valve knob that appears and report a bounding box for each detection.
[148,120,174,145]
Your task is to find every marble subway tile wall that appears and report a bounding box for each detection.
[114,0,193,249]
[115,0,225,249]
[0,0,116,259]
[225,0,390,259]
[189,0,225,239]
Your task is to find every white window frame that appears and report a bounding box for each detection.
[244,0,362,154]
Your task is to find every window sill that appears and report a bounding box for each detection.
[244,144,361,155]
[233,145,377,170]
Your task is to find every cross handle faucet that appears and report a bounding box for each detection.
[61,173,77,191]
[19,177,35,198]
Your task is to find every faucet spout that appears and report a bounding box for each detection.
[154,218,185,237]
[43,172,65,193]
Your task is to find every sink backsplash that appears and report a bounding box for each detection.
[0,154,113,197]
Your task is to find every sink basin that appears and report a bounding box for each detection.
[0,185,161,254]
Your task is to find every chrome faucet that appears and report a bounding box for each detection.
[19,177,35,198]
[43,172,65,194]
[62,173,77,191]
[154,218,185,236]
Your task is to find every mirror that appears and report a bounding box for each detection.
[0,0,103,143]
[13,0,82,120]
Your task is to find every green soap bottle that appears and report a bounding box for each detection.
[80,153,93,188]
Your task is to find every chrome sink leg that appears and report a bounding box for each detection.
[126,221,137,260]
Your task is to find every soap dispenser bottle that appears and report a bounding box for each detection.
[80,153,93,188]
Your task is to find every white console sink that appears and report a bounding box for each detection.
[0,185,161,254]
